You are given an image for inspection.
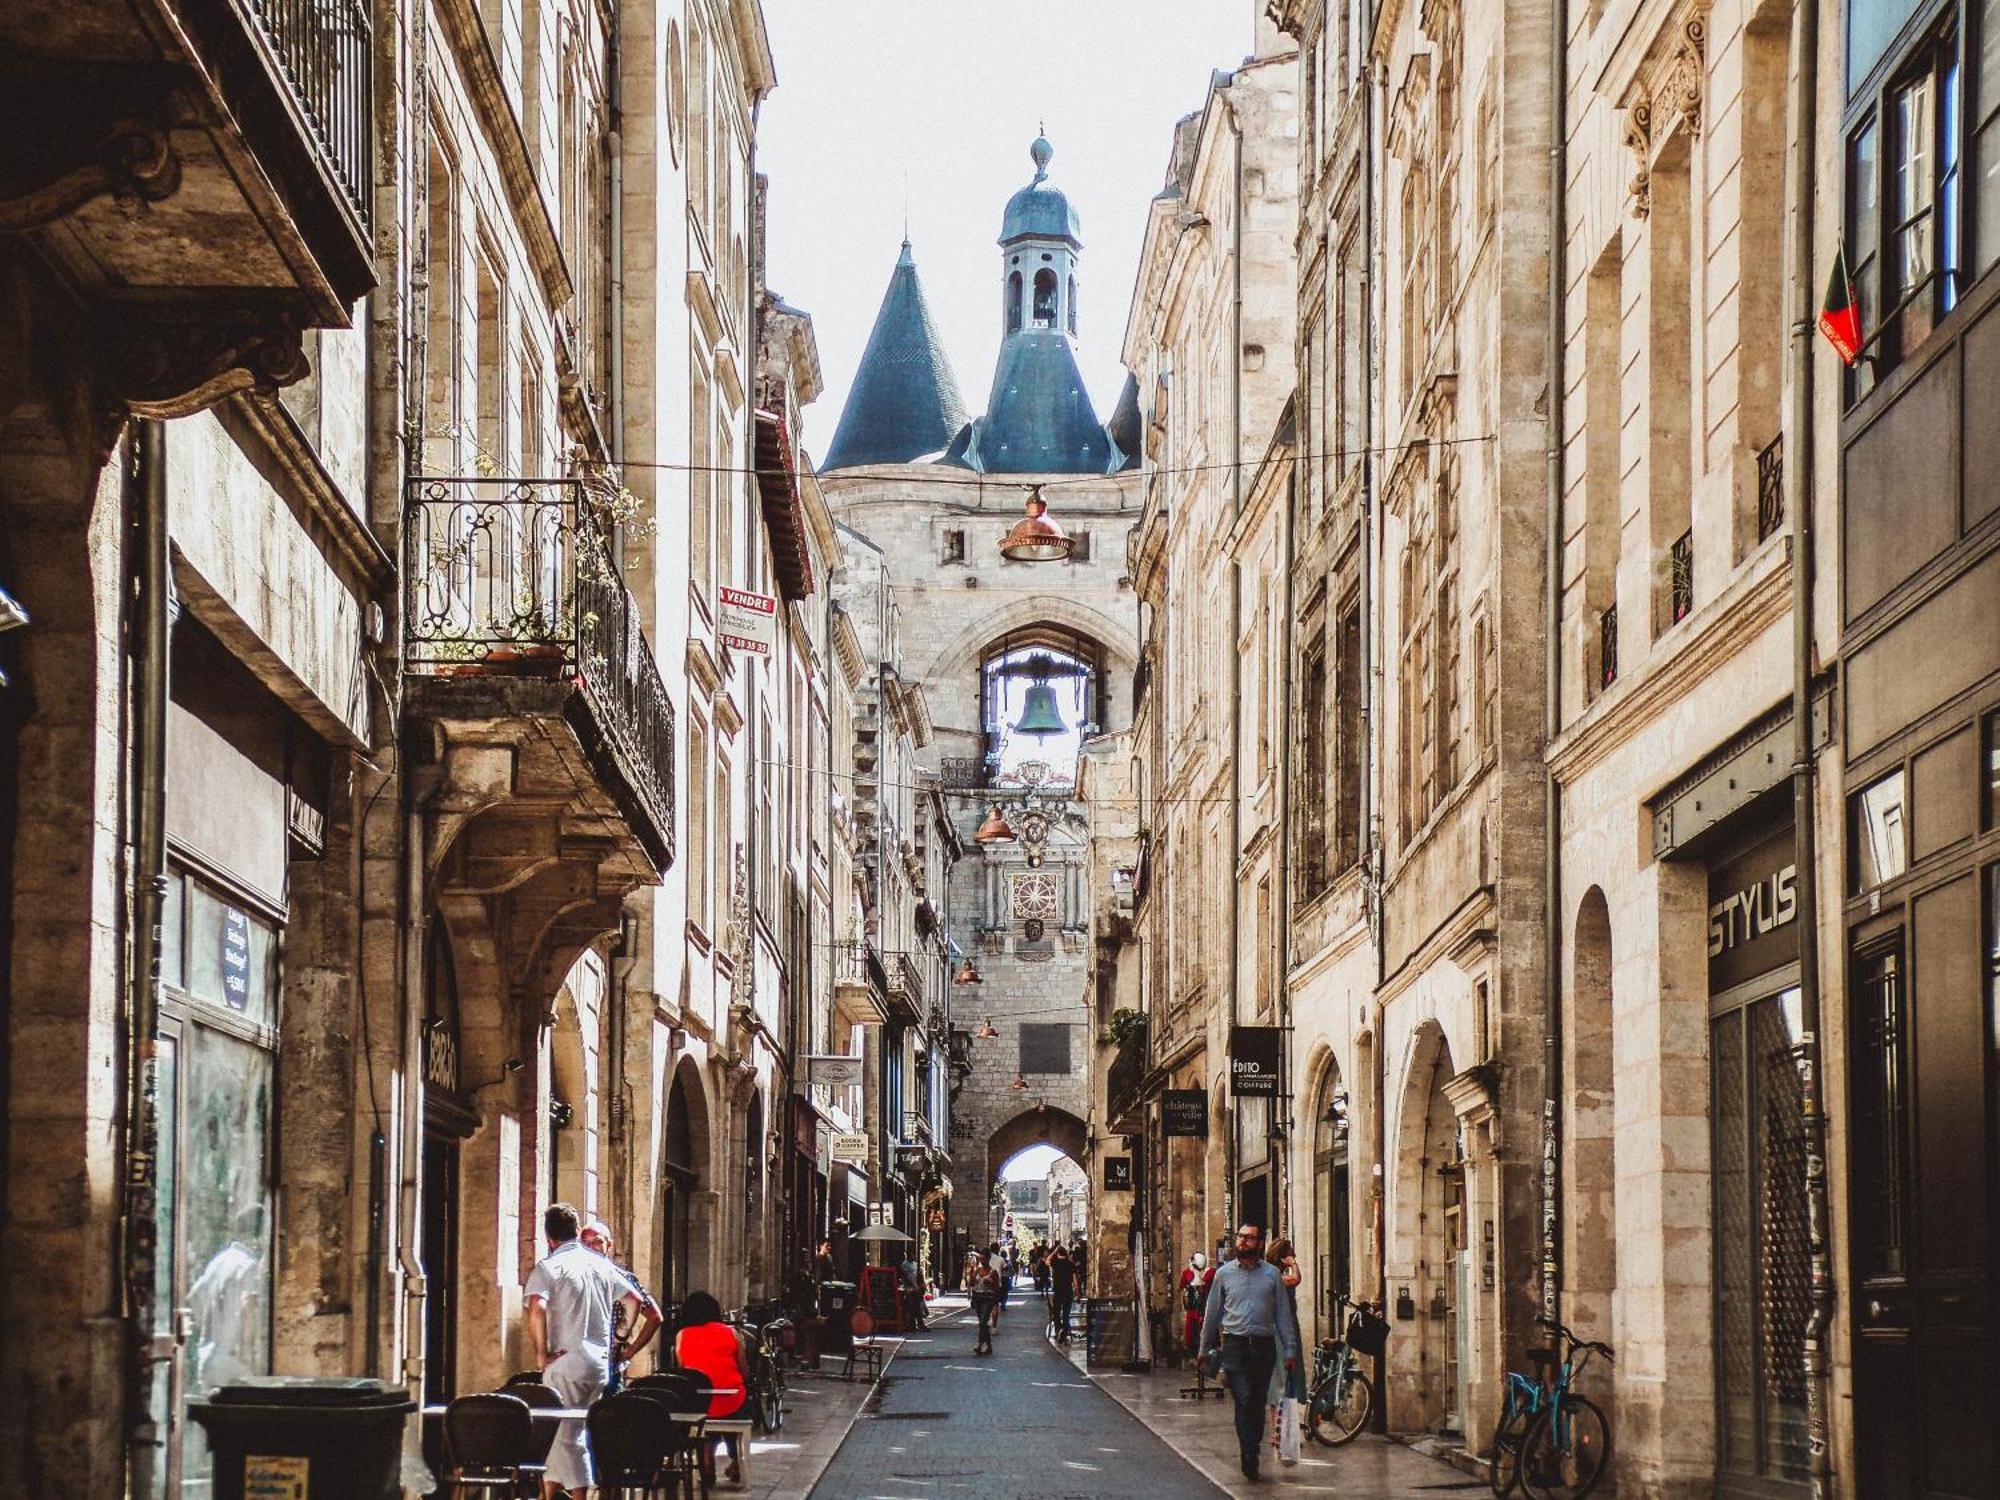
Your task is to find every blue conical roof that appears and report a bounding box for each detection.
[944,331,1118,475]
[823,242,970,470]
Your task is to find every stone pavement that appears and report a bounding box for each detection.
[737,1336,906,1500]
[807,1284,1226,1498]
[1056,1334,1485,1498]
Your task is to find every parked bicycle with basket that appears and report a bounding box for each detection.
[1489,1318,1612,1498]
[1305,1292,1389,1446]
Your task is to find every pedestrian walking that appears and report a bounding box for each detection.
[899,1250,929,1330]
[1049,1244,1077,1344]
[673,1290,753,1486]
[1179,1252,1214,1358]
[579,1218,663,1394]
[967,1253,1001,1354]
[1030,1244,1049,1296]
[1196,1223,1300,1483]
[524,1203,648,1500]
[986,1241,1008,1324]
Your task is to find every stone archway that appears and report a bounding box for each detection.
[659,1056,714,1313]
[1567,888,1617,1403]
[1388,1023,1462,1434]
[986,1104,1088,1192]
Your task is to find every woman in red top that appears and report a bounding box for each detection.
[672,1291,749,1483]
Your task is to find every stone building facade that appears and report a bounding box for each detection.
[0,0,849,1493]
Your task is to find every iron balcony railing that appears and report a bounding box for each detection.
[1757,434,1784,543]
[248,0,374,232]
[404,476,675,850]
[1670,529,1694,625]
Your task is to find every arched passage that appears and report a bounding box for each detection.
[986,1104,1087,1193]
[1389,1024,1463,1434]
[659,1056,712,1313]
[1567,889,1617,1376]
[1305,1050,1353,1343]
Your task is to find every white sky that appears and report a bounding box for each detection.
[758,1,1257,457]
[998,1143,1064,1181]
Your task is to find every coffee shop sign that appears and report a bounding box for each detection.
[1707,862,1797,957]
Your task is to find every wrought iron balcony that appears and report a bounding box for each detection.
[1757,434,1784,543]
[403,477,675,872]
[246,0,374,234]
[883,948,926,1026]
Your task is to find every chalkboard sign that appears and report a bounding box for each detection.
[858,1265,904,1333]
[1085,1297,1134,1369]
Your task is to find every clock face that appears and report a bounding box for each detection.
[1010,873,1059,920]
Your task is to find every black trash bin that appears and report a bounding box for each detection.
[819,1280,858,1353]
[189,1375,415,1500]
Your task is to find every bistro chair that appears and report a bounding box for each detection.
[626,1377,707,1499]
[502,1381,565,1469]
[441,1392,539,1498]
[587,1391,675,1500]
[630,1370,704,1411]
[502,1370,547,1389]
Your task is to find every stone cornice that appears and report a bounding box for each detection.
[1547,540,1790,786]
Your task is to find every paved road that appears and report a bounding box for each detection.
[808,1281,1225,1500]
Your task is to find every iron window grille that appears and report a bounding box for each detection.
[1599,604,1619,690]
[1756,434,1784,542]
[1670,529,1695,625]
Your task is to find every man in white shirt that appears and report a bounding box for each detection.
[525,1203,644,1498]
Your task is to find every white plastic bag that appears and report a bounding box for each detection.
[1278,1397,1302,1465]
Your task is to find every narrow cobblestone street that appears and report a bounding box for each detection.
[805,1286,1479,1499]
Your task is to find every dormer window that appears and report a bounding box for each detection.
[1033,268,1058,328]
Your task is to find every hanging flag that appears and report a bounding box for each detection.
[1819,243,1862,366]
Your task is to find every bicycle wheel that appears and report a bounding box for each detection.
[1306,1367,1372,1446]
[1488,1404,1529,1496]
[1521,1394,1611,1500]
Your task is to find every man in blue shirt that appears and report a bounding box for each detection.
[1198,1222,1300,1481]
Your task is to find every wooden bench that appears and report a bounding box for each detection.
[704,1417,755,1488]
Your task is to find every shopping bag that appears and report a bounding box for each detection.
[1278,1397,1302,1465]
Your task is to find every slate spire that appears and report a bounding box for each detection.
[822,239,970,470]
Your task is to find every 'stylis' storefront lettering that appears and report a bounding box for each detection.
[1707,863,1798,956]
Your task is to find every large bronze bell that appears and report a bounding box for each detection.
[1012,681,1066,738]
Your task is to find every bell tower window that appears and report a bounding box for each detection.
[1032,268,1058,328]
[1007,271,1024,334]
[1067,275,1078,335]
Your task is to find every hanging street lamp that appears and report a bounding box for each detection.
[954,956,984,986]
[976,1017,1001,1039]
[998,485,1073,562]
[975,805,1017,843]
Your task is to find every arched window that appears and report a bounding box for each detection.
[979,628,1102,789]
[1032,268,1057,328]
[1067,276,1078,335]
[1007,271,1024,334]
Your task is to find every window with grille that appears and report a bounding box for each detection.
[1670,530,1695,625]
[1019,1023,1072,1075]
[1756,435,1784,542]
[1296,631,1329,898]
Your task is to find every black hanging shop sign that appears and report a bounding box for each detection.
[1229,1025,1283,1096]
[1102,1156,1133,1191]
[1162,1089,1209,1137]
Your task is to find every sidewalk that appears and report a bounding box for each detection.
[1059,1341,1484,1498]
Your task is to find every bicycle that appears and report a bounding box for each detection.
[728,1305,790,1434]
[1305,1293,1388,1446]
[1489,1319,1613,1499]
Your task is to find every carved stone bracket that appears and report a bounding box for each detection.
[1624,6,1708,220]
[0,115,181,233]
[105,311,309,421]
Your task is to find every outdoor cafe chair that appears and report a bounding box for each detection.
[442,1391,540,1498]
[587,1391,677,1500]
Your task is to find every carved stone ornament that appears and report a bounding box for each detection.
[108,313,310,422]
[1626,97,1654,220]
[0,116,181,234]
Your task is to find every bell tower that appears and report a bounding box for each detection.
[999,136,1082,342]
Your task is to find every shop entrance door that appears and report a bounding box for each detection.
[1711,980,1810,1495]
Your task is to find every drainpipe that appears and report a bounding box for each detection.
[123,418,171,1500]
[1365,51,1389,1338]
[1275,434,1296,1240]
[1541,0,1570,1332]
[1224,86,1246,1236]
[1784,1,1833,1493]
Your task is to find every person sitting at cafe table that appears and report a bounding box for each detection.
[674,1291,752,1485]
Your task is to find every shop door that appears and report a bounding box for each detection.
[1711,983,1810,1495]
[660,1165,695,1319]
[421,1132,461,1403]
[1441,1165,1464,1434]
[1850,899,1997,1498]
